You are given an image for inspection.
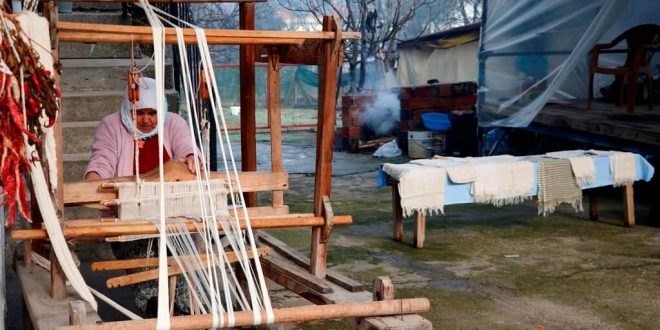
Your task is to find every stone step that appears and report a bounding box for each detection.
[62,154,90,183]
[62,122,97,156]
[59,11,130,24]
[60,58,174,92]
[72,2,123,11]
[58,12,137,59]
[58,13,134,59]
[61,89,180,122]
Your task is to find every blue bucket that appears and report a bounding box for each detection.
[421,113,451,132]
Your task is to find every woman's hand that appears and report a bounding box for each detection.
[182,154,201,174]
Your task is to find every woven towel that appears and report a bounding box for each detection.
[545,150,596,186]
[411,157,476,183]
[471,160,534,207]
[383,163,446,217]
[610,151,637,187]
[537,158,583,216]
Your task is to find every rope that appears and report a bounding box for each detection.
[130,3,275,327]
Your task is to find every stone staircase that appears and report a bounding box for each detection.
[59,6,178,183]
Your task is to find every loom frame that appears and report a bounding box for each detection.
[10,1,432,329]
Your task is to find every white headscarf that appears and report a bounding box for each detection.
[120,77,168,139]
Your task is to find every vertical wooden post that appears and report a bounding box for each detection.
[623,183,635,227]
[588,191,598,221]
[23,240,32,266]
[311,16,341,278]
[44,0,67,300]
[69,300,87,325]
[267,49,284,209]
[372,276,394,302]
[414,212,426,249]
[239,2,257,207]
[392,184,403,241]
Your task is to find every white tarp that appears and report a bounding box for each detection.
[478,0,660,127]
[398,40,479,86]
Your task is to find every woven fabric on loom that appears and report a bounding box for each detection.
[116,180,229,220]
[537,158,583,216]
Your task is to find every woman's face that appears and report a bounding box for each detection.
[135,108,158,133]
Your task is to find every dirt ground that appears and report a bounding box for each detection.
[7,132,660,329]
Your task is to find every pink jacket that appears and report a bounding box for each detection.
[85,112,196,179]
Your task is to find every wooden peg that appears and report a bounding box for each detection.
[127,70,141,103]
[372,276,394,301]
[321,196,334,243]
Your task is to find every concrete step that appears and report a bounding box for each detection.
[59,11,130,24]
[61,89,179,122]
[62,122,97,156]
[72,2,123,11]
[62,154,90,183]
[60,58,174,92]
[59,12,135,59]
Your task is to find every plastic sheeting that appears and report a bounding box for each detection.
[478,0,660,127]
[398,41,478,86]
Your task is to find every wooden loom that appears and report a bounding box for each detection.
[10,1,432,329]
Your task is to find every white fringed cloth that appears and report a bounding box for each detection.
[415,155,534,207]
[382,163,446,217]
[609,151,637,187]
[537,158,583,216]
[116,180,228,220]
[470,159,535,207]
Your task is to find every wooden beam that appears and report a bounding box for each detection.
[43,0,67,301]
[261,253,333,294]
[92,247,271,271]
[311,16,341,278]
[414,213,426,249]
[56,298,431,330]
[240,2,257,207]
[267,49,284,209]
[588,191,598,221]
[392,185,404,241]
[57,22,360,41]
[258,232,364,292]
[63,168,289,206]
[68,301,86,325]
[58,31,304,46]
[372,277,394,302]
[623,183,635,227]
[11,214,353,240]
[105,248,271,288]
[57,0,268,3]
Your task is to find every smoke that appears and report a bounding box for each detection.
[360,90,401,136]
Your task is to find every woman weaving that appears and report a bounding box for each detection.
[85,76,199,181]
[84,76,200,316]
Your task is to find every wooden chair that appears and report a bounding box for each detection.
[588,24,660,113]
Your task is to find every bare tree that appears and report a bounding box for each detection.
[193,2,284,63]
[277,0,481,92]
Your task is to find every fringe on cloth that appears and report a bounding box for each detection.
[537,158,583,216]
[544,150,596,187]
[610,151,637,187]
[471,160,534,207]
[384,163,446,217]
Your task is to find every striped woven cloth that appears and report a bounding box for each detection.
[537,158,583,216]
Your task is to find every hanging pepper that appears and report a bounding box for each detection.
[0,14,60,227]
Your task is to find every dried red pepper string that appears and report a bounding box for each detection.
[0,14,59,227]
